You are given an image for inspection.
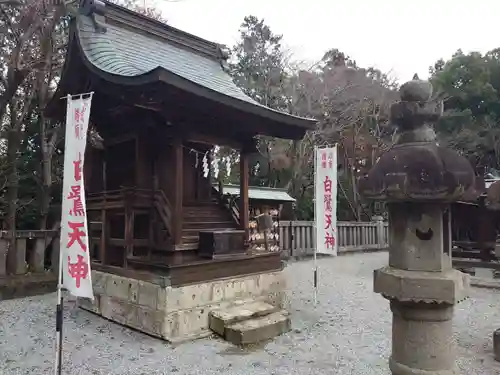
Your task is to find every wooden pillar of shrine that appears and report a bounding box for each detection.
[239,150,249,241]
[84,147,93,191]
[101,156,107,265]
[173,136,183,246]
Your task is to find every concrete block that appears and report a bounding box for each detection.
[105,275,132,301]
[100,295,138,327]
[374,266,469,304]
[164,271,285,313]
[128,280,139,303]
[225,311,291,345]
[209,301,278,336]
[78,295,101,314]
[92,271,107,295]
[265,290,289,310]
[164,282,213,313]
[163,299,242,340]
[157,288,167,310]
[137,281,158,308]
[136,307,164,337]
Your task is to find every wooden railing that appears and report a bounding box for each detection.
[87,188,173,236]
[226,195,240,224]
[153,189,173,236]
[86,189,124,208]
[87,188,156,210]
[279,220,389,258]
[0,220,387,278]
[0,220,389,274]
[213,185,240,225]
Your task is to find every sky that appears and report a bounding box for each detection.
[155,0,500,83]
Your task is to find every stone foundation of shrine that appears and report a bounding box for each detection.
[78,269,288,343]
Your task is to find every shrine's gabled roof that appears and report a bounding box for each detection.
[77,14,254,104]
[62,1,316,135]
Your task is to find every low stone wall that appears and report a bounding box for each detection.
[79,269,287,343]
[0,272,57,300]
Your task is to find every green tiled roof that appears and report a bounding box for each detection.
[77,15,259,106]
[214,184,296,202]
[55,2,317,138]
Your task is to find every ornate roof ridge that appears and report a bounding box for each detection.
[88,0,227,62]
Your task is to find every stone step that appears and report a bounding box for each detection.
[182,235,199,244]
[183,209,224,215]
[183,214,232,221]
[183,203,226,209]
[225,311,291,345]
[182,227,236,237]
[209,300,279,336]
[183,201,219,206]
[183,220,235,229]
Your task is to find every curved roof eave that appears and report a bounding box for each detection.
[72,16,317,132]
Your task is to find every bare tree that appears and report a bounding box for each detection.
[278,50,397,220]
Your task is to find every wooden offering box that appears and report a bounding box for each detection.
[198,230,246,259]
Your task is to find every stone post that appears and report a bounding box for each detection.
[0,238,7,276]
[359,76,474,374]
[371,215,385,249]
[51,236,60,275]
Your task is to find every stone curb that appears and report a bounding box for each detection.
[283,248,388,262]
[470,277,500,290]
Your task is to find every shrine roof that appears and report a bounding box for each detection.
[76,13,254,103]
[61,1,316,133]
[214,184,296,202]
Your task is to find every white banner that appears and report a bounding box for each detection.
[59,94,94,299]
[315,146,338,256]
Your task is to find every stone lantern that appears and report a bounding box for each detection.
[358,75,475,374]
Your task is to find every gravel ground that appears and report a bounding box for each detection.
[1,252,500,375]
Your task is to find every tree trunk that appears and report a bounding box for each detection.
[39,118,56,231]
[0,69,27,123]
[29,119,57,273]
[5,126,21,274]
[350,167,361,221]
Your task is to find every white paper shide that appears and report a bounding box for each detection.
[315,146,338,256]
[59,94,94,299]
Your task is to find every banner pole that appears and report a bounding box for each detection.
[54,253,64,375]
[54,93,72,375]
[54,91,95,374]
[313,146,318,306]
[334,144,339,257]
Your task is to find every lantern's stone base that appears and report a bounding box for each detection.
[389,301,458,375]
[78,270,287,343]
[374,266,469,375]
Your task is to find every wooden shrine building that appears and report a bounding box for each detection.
[214,183,296,218]
[214,184,296,253]
[46,1,314,342]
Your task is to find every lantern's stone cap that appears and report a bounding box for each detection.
[358,76,475,202]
